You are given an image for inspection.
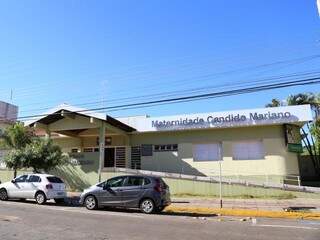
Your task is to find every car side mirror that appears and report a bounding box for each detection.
[103,184,110,190]
[11,179,16,183]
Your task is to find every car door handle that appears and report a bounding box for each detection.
[116,189,123,192]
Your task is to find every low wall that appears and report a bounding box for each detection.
[99,171,320,199]
[1,167,319,199]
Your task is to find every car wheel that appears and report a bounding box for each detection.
[35,192,47,205]
[54,198,65,204]
[140,199,155,214]
[85,195,98,210]
[0,188,8,201]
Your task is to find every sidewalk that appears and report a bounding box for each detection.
[167,197,320,220]
[171,197,320,212]
[67,192,320,219]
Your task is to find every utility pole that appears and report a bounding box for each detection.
[219,158,223,208]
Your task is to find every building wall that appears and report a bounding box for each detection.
[50,124,300,184]
[54,137,82,153]
[129,125,299,179]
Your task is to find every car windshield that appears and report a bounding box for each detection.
[47,176,64,183]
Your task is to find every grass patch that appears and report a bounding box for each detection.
[271,193,296,200]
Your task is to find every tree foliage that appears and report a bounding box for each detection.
[0,123,67,176]
[265,98,282,108]
[0,123,34,177]
[4,149,26,174]
[0,122,33,149]
[266,92,320,176]
[22,138,68,173]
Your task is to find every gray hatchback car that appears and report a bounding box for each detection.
[79,175,171,214]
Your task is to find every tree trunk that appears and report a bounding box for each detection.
[13,168,17,178]
[301,128,320,176]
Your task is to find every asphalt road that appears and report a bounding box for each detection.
[0,200,319,240]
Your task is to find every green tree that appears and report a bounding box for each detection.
[4,149,27,177]
[266,92,320,175]
[22,138,68,173]
[0,123,67,176]
[265,98,282,107]
[287,93,320,176]
[287,93,318,115]
[0,123,34,177]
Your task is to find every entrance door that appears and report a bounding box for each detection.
[104,148,115,167]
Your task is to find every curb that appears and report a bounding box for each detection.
[165,206,320,220]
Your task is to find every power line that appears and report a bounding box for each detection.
[18,69,320,114]
[17,76,320,121]
[11,52,320,106]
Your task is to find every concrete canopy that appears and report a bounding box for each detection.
[25,104,135,182]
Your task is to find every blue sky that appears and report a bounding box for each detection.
[0,0,319,119]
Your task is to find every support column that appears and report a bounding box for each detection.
[98,121,106,182]
[125,135,131,168]
[45,129,51,140]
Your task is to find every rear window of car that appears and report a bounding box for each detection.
[144,178,151,185]
[155,178,168,189]
[47,177,64,183]
[125,176,144,186]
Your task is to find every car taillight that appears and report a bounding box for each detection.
[46,184,53,189]
[154,180,163,193]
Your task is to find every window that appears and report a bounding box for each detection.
[154,144,178,152]
[71,148,79,153]
[193,143,222,161]
[47,176,64,183]
[124,176,144,186]
[144,178,151,185]
[141,144,153,156]
[14,175,28,183]
[83,148,93,153]
[106,176,125,188]
[232,140,265,160]
[27,175,41,183]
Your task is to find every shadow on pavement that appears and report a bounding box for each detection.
[161,211,217,218]
[98,206,217,218]
[284,206,317,212]
[7,197,217,218]
[172,201,190,204]
[7,196,81,208]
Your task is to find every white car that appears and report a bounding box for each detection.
[0,174,66,205]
